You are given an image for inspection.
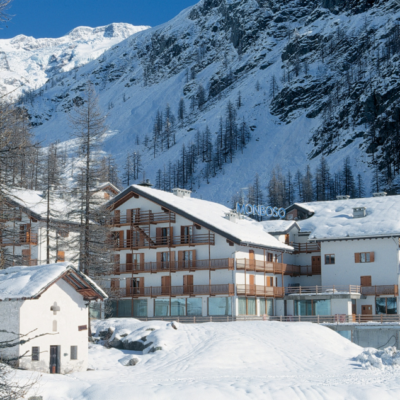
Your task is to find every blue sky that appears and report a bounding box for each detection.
[1,0,198,39]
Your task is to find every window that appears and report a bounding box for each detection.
[133,299,147,317]
[209,297,231,316]
[355,252,375,263]
[376,298,397,315]
[325,254,335,265]
[259,299,274,316]
[32,347,40,361]
[181,226,193,244]
[187,298,202,316]
[70,346,78,360]
[171,299,186,316]
[294,299,331,316]
[118,300,132,317]
[238,298,257,316]
[155,299,170,317]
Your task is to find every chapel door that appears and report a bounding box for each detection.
[49,345,59,374]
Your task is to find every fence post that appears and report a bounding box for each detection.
[194,316,196,323]
[280,315,282,322]
[318,315,320,324]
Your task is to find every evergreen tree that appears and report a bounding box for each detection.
[356,173,366,198]
[178,98,185,122]
[302,165,313,202]
[341,156,356,197]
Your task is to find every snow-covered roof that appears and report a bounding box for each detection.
[260,220,299,234]
[108,185,293,252]
[294,196,400,240]
[0,263,107,301]
[94,182,120,195]
[6,187,75,223]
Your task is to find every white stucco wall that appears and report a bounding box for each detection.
[320,238,399,286]
[0,301,22,363]
[18,279,89,374]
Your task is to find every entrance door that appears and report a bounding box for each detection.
[360,276,372,287]
[312,256,321,274]
[361,305,373,321]
[249,250,255,270]
[49,345,59,374]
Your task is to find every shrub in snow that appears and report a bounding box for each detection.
[171,321,179,330]
[355,347,400,370]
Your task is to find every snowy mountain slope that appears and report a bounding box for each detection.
[0,23,149,98]
[18,0,400,203]
[14,319,400,399]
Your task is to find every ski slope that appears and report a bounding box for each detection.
[14,320,400,399]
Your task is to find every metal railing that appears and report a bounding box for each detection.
[285,285,361,295]
[236,259,321,276]
[114,233,215,249]
[110,211,176,226]
[289,242,320,253]
[236,284,284,298]
[114,258,234,274]
[120,284,234,297]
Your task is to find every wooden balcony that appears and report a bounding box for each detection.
[285,285,361,295]
[361,285,398,296]
[236,259,321,276]
[1,233,38,246]
[120,284,234,298]
[289,242,320,254]
[110,211,176,226]
[236,284,284,298]
[114,233,215,250]
[114,258,234,274]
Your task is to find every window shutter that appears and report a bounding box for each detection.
[370,252,375,262]
[119,231,124,248]
[178,251,184,269]
[156,228,162,244]
[355,253,361,263]
[126,209,132,224]
[183,275,188,286]
[169,227,174,246]
[191,250,196,268]
[114,254,120,273]
[114,210,120,224]
[157,252,162,267]
[57,251,65,262]
[188,275,193,285]
[139,277,144,295]
[140,253,145,266]
[126,278,131,296]
[126,253,132,264]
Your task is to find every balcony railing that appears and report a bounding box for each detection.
[110,211,176,226]
[289,242,320,253]
[1,233,38,246]
[361,285,398,296]
[114,258,234,274]
[114,233,215,250]
[266,314,400,323]
[236,259,321,276]
[285,285,361,295]
[120,284,234,297]
[236,284,284,298]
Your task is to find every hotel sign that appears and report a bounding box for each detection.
[236,203,286,219]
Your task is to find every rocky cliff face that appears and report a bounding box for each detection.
[13,0,400,201]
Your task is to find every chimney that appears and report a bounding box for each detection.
[373,192,387,197]
[336,195,350,200]
[138,179,153,187]
[353,207,367,218]
[225,211,238,223]
[172,188,191,198]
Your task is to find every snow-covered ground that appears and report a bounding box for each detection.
[13,320,400,399]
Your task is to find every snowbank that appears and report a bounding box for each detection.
[355,347,400,370]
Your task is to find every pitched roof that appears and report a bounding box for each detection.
[0,263,107,301]
[106,185,293,252]
[260,220,300,235]
[293,195,400,240]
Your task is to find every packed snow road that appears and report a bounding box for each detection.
[21,320,400,399]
